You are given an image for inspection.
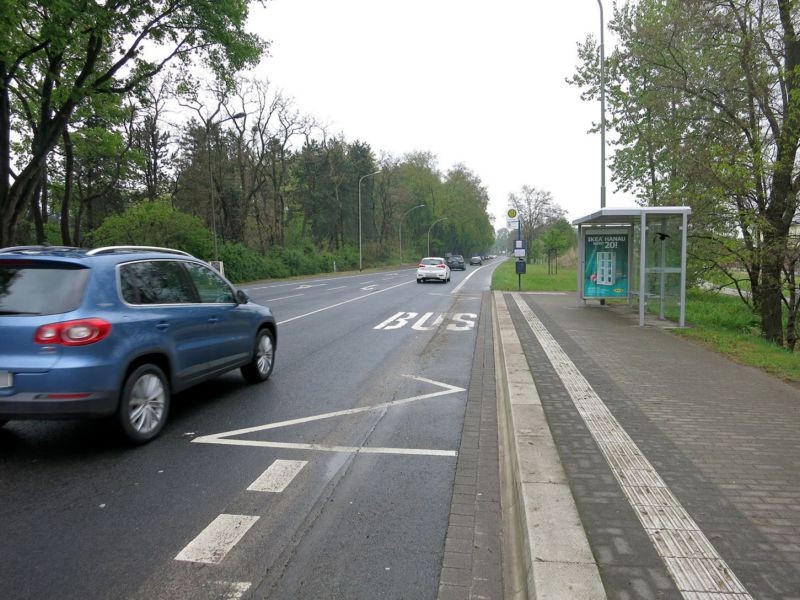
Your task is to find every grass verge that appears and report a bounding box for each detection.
[491,259,577,292]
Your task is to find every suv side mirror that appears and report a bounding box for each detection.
[236,290,249,304]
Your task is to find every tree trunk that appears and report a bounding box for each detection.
[785,265,798,352]
[61,125,74,246]
[759,224,787,345]
[30,177,45,244]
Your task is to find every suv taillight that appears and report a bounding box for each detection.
[34,319,111,346]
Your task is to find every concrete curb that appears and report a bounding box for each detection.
[493,292,607,599]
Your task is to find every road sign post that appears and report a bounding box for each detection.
[508,209,526,290]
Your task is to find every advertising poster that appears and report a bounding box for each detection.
[583,228,629,298]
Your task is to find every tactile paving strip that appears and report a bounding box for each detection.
[511,293,752,599]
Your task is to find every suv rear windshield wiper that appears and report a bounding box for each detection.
[0,310,43,315]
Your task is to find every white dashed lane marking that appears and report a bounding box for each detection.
[214,581,251,599]
[510,293,752,599]
[174,514,259,564]
[247,460,307,493]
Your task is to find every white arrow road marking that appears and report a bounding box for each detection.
[175,514,259,564]
[264,293,304,302]
[295,283,326,290]
[247,460,307,492]
[361,285,378,291]
[193,376,464,456]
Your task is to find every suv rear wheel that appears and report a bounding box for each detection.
[117,364,170,444]
[241,329,275,383]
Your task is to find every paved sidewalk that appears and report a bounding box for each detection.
[495,291,800,600]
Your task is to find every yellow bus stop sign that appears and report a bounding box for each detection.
[507,209,517,219]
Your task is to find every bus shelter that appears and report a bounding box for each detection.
[572,206,691,327]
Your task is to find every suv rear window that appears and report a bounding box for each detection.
[0,260,88,315]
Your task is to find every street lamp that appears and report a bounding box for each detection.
[597,0,606,209]
[207,111,246,263]
[358,170,381,271]
[399,204,425,264]
[427,217,448,256]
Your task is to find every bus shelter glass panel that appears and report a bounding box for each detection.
[645,214,685,320]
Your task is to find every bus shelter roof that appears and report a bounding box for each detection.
[572,206,691,227]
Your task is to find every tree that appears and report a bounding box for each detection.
[440,164,494,255]
[130,77,176,203]
[507,185,565,258]
[0,0,266,246]
[540,218,576,271]
[570,0,800,347]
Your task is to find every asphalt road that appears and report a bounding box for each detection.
[0,260,503,600]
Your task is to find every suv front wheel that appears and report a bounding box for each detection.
[117,364,170,444]
[242,329,275,383]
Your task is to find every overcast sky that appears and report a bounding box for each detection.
[247,0,623,230]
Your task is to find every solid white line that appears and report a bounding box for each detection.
[450,266,484,294]
[198,438,458,456]
[510,293,752,599]
[247,459,307,492]
[174,514,259,564]
[277,280,413,325]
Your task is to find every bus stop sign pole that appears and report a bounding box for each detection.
[508,209,526,290]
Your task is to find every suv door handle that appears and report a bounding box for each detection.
[208,317,219,324]
[156,322,170,331]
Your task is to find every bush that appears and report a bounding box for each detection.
[85,201,213,258]
[216,242,270,283]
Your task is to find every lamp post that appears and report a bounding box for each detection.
[427,217,448,256]
[358,170,381,271]
[399,203,425,264]
[597,0,606,209]
[207,111,246,263]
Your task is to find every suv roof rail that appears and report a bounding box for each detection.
[86,246,193,257]
[0,245,81,254]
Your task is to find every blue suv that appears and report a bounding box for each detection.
[0,245,277,443]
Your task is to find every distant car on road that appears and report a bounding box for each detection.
[446,254,466,270]
[469,256,483,266]
[417,256,451,283]
[0,245,277,444]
